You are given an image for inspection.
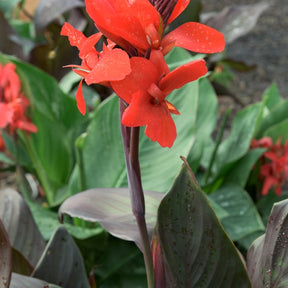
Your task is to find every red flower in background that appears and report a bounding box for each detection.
[0,63,37,134]
[112,50,207,147]
[0,131,5,152]
[61,22,131,115]
[85,0,225,55]
[251,137,288,196]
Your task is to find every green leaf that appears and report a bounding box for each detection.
[72,83,198,194]
[210,184,265,241]
[262,83,283,111]
[247,199,288,287]
[26,200,104,241]
[257,98,288,138]
[215,103,262,170]
[0,54,88,205]
[32,226,90,288]
[263,119,288,142]
[0,218,12,288]
[157,163,251,287]
[95,237,146,288]
[0,0,20,18]
[59,188,163,249]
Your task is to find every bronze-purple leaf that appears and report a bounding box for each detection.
[0,188,46,267]
[247,199,288,287]
[0,219,12,288]
[59,188,163,250]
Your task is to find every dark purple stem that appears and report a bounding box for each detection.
[119,99,154,288]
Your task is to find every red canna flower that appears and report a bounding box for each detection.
[61,22,132,115]
[251,137,288,196]
[112,50,207,147]
[0,131,5,152]
[85,0,225,56]
[0,63,37,134]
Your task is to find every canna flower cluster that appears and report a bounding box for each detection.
[0,63,37,136]
[251,137,288,196]
[61,0,225,147]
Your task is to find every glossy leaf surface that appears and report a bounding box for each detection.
[10,273,61,288]
[59,188,163,249]
[247,199,288,287]
[0,219,12,288]
[32,226,90,288]
[157,163,251,287]
[0,188,46,267]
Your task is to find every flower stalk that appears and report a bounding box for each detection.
[119,99,154,288]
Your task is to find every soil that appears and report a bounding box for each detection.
[201,0,288,108]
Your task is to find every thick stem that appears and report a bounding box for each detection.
[119,99,154,288]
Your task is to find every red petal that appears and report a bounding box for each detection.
[16,120,38,133]
[112,57,158,103]
[61,22,86,49]
[76,79,86,115]
[162,22,225,54]
[0,103,13,128]
[261,176,277,196]
[168,0,190,24]
[159,59,207,94]
[1,63,21,101]
[85,48,131,85]
[149,50,169,78]
[121,91,177,148]
[85,0,160,52]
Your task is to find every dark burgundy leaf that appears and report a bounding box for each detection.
[156,161,251,287]
[0,219,12,288]
[32,226,90,288]
[0,188,46,267]
[247,199,288,287]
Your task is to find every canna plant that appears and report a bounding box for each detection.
[58,0,251,287]
[2,1,288,288]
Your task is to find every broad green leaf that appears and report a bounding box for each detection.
[215,103,262,170]
[207,148,265,191]
[72,48,203,194]
[257,98,288,137]
[157,163,251,287]
[30,109,72,186]
[0,0,20,18]
[263,119,288,142]
[32,226,90,288]
[247,199,288,287]
[262,83,283,111]
[195,78,218,137]
[0,188,46,267]
[210,184,265,241]
[24,199,104,241]
[0,218,12,288]
[72,84,198,194]
[221,149,265,187]
[10,273,61,288]
[0,54,88,205]
[95,237,146,288]
[59,188,163,249]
